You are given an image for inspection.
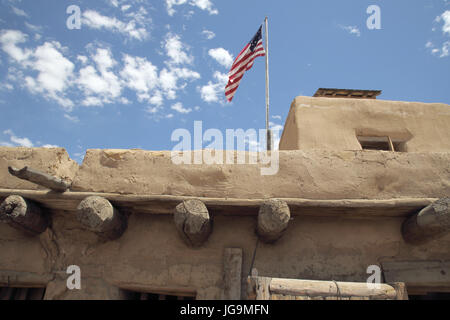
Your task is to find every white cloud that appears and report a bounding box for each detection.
[190,0,218,15]
[199,71,228,103]
[64,114,80,123]
[81,96,103,107]
[3,83,14,91]
[340,25,361,37]
[160,67,200,100]
[166,0,218,16]
[42,144,59,148]
[172,67,200,79]
[436,10,450,35]
[441,41,450,57]
[166,0,187,16]
[25,22,43,34]
[120,52,199,106]
[32,42,75,94]
[208,48,233,68]
[82,10,148,41]
[121,54,159,94]
[0,30,32,63]
[171,102,192,114]
[77,48,122,106]
[164,33,193,65]
[0,31,75,109]
[109,0,120,7]
[146,105,162,114]
[25,41,75,110]
[202,29,215,40]
[77,55,88,64]
[426,40,450,58]
[427,11,450,59]
[0,26,202,115]
[3,129,33,147]
[159,68,178,99]
[148,93,164,106]
[272,115,282,120]
[11,6,28,17]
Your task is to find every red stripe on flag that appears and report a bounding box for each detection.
[225,41,265,102]
[229,50,265,83]
[228,41,265,80]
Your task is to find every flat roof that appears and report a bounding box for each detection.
[313,88,382,99]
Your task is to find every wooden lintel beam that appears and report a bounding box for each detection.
[0,189,439,218]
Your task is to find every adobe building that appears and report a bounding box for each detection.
[0,89,449,300]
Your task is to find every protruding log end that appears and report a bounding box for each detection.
[257,199,290,243]
[174,200,212,247]
[76,196,127,240]
[8,166,70,192]
[402,198,450,245]
[0,195,49,235]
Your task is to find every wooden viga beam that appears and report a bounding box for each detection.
[173,199,212,247]
[76,196,128,240]
[8,166,70,193]
[0,195,49,235]
[257,199,291,243]
[402,198,450,245]
[247,277,402,300]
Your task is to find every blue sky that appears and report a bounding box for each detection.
[0,0,449,163]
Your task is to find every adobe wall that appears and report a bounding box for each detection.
[70,149,450,200]
[279,96,450,152]
[0,147,449,299]
[2,147,449,201]
[1,208,450,299]
[0,147,78,190]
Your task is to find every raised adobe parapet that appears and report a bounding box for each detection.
[0,147,448,201]
[279,96,450,152]
[0,147,78,191]
[68,149,449,200]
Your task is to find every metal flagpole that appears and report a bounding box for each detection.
[264,17,271,151]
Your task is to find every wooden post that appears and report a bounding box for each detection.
[76,196,127,240]
[8,166,70,192]
[387,136,395,152]
[390,282,409,300]
[402,198,450,245]
[0,195,49,235]
[257,199,290,243]
[256,277,272,300]
[223,248,243,300]
[174,200,212,247]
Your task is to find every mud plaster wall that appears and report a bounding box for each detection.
[1,212,450,299]
[71,149,450,200]
[0,147,449,299]
[279,96,450,152]
[1,147,449,200]
[0,147,78,190]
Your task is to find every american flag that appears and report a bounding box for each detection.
[225,26,266,102]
